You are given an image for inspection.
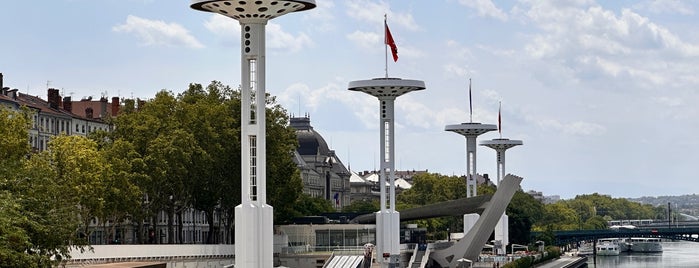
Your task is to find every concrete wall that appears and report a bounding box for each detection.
[64,245,234,268]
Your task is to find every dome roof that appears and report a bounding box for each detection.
[291,116,331,156]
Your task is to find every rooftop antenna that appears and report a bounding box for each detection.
[46,80,51,89]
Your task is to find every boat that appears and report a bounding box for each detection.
[577,242,594,256]
[618,237,632,252]
[629,237,663,253]
[595,238,620,256]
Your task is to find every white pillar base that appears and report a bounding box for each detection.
[235,203,273,268]
[463,213,480,235]
[376,210,400,267]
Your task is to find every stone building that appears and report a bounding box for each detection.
[290,115,351,210]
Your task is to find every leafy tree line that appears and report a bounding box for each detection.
[391,173,666,247]
[0,81,333,266]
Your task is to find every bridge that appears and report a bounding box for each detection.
[536,226,699,245]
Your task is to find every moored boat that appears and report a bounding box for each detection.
[629,237,663,253]
[595,238,620,256]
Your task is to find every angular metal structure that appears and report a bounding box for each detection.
[430,174,523,268]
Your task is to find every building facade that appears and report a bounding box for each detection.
[290,115,351,210]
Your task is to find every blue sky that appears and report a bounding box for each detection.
[3,0,699,199]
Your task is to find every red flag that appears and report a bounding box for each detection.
[385,21,398,62]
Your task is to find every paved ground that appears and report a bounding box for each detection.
[532,255,587,268]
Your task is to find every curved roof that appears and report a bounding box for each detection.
[291,116,331,156]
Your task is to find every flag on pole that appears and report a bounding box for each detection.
[385,20,398,62]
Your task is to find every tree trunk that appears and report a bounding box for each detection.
[167,206,175,244]
[177,209,184,244]
[206,208,215,244]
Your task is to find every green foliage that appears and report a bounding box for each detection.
[110,81,303,242]
[292,194,336,219]
[532,193,661,232]
[0,107,30,179]
[343,199,380,214]
[507,191,544,245]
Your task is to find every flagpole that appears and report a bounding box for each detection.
[469,78,473,123]
[384,14,388,78]
[498,101,502,138]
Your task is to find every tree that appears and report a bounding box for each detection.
[36,135,108,240]
[109,81,304,243]
[98,139,146,244]
[507,190,543,245]
[343,199,380,214]
[292,194,336,219]
[0,107,30,178]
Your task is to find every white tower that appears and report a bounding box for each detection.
[445,81,497,236]
[349,78,425,268]
[445,123,497,198]
[190,1,315,267]
[480,138,522,255]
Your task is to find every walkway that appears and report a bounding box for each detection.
[534,255,587,268]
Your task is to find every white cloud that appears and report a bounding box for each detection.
[346,30,381,49]
[113,15,204,48]
[303,0,337,32]
[457,0,508,21]
[633,0,695,15]
[344,0,421,31]
[538,119,606,136]
[204,14,239,46]
[203,14,313,52]
[518,1,699,90]
[266,23,314,52]
[443,63,470,78]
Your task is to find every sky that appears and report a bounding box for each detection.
[2,0,699,199]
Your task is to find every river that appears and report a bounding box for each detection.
[586,241,699,267]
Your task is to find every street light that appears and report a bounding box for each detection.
[535,240,545,252]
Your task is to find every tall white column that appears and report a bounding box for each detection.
[349,78,425,268]
[481,138,522,256]
[190,1,316,267]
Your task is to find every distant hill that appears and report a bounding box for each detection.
[628,194,699,218]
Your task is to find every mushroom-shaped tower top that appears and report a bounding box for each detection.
[445,122,498,136]
[190,0,316,20]
[480,138,523,150]
[348,78,426,98]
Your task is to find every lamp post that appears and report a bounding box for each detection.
[190,1,315,267]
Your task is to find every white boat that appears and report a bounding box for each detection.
[629,237,663,253]
[618,237,632,252]
[595,238,620,256]
[577,242,594,256]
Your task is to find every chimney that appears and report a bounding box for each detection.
[111,97,120,116]
[85,107,94,119]
[0,73,3,90]
[9,89,18,100]
[47,88,60,109]
[100,97,108,118]
[63,96,72,112]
